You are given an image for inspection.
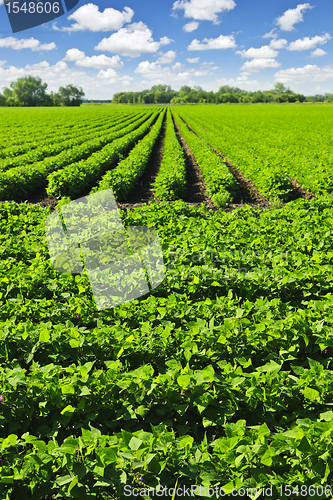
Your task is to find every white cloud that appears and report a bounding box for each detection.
[236,45,278,59]
[172,62,183,71]
[240,58,281,72]
[97,69,132,85]
[310,48,327,57]
[188,34,236,51]
[172,0,236,23]
[64,49,123,69]
[0,60,133,99]
[187,57,200,63]
[212,74,261,91]
[157,50,176,64]
[0,37,56,51]
[274,64,333,84]
[263,29,278,39]
[276,3,313,31]
[269,38,288,49]
[94,22,172,58]
[288,33,331,51]
[61,4,134,32]
[183,21,199,32]
[134,60,195,86]
[194,69,210,76]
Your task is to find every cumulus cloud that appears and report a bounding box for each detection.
[288,33,331,51]
[64,49,123,69]
[94,22,172,57]
[276,3,313,31]
[310,48,327,57]
[97,68,132,84]
[0,37,56,51]
[157,50,176,64]
[134,60,195,86]
[263,29,278,39]
[213,74,260,91]
[172,0,236,23]
[274,64,333,84]
[236,45,278,59]
[269,38,288,49]
[193,69,210,76]
[0,60,133,99]
[183,21,199,32]
[172,62,183,71]
[188,34,236,51]
[187,57,200,63]
[60,4,134,32]
[240,58,281,72]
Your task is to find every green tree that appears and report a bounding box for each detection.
[3,87,14,106]
[57,84,85,106]
[8,75,48,106]
[274,82,288,94]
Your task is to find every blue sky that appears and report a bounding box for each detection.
[0,0,332,99]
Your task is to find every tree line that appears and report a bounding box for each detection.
[112,83,309,104]
[0,76,85,106]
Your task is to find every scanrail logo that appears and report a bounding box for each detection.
[4,0,79,33]
[45,189,165,311]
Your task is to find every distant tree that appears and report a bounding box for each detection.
[274,82,288,94]
[3,87,14,106]
[0,93,5,106]
[6,75,48,106]
[56,84,85,106]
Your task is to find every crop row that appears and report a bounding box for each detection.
[172,110,238,207]
[176,105,333,199]
[0,111,155,200]
[177,109,294,202]
[152,108,187,201]
[1,193,333,497]
[0,107,112,148]
[90,109,166,200]
[0,111,134,161]
[0,111,141,171]
[46,109,163,199]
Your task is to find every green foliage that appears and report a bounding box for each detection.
[46,110,161,199]
[173,110,238,206]
[0,109,152,200]
[153,109,187,201]
[1,198,333,497]
[91,109,166,200]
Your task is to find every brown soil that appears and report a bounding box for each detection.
[177,115,271,210]
[171,112,216,209]
[119,112,166,205]
[0,115,316,214]
[287,177,317,201]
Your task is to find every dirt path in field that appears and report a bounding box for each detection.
[171,112,217,209]
[287,177,317,201]
[117,111,166,209]
[177,115,271,210]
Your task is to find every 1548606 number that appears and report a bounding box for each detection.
[6,1,60,14]
[278,485,332,497]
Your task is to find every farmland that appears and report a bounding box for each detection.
[1,103,333,499]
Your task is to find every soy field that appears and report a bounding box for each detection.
[1,103,333,500]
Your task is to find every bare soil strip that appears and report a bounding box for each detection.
[178,115,271,210]
[0,115,315,213]
[117,111,167,210]
[287,177,317,201]
[171,112,217,210]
